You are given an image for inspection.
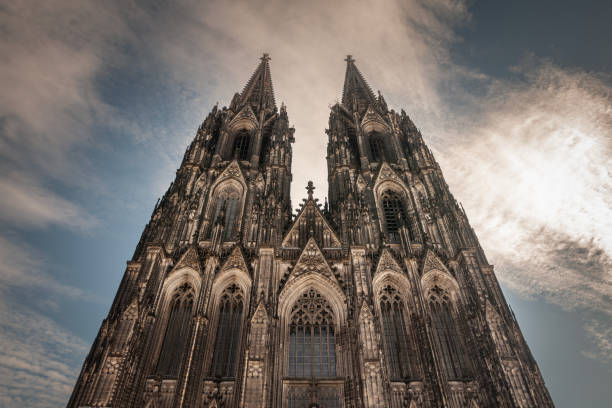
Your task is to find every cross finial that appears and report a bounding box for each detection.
[345,55,354,64]
[306,181,315,199]
[261,53,270,62]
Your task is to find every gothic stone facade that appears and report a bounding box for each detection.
[68,55,554,408]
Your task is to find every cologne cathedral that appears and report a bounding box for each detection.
[69,55,554,408]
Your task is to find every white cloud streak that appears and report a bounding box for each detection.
[437,62,612,360]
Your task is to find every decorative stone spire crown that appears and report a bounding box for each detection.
[239,53,276,113]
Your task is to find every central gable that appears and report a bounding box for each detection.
[282,199,341,249]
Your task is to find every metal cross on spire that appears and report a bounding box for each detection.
[306,181,315,200]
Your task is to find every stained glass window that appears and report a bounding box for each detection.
[156,283,194,377]
[288,289,336,378]
[379,285,411,380]
[428,285,470,379]
[210,284,244,378]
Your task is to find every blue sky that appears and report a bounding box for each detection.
[0,1,610,406]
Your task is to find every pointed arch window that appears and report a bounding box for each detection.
[379,285,411,380]
[156,283,195,377]
[210,284,244,378]
[369,132,386,162]
[288,289,337,378]
[211,187,241,240]
[381,190,406,241]
[428,285,471,379]
[233,130,250,161]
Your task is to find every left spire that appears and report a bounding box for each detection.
[238,53,276,113]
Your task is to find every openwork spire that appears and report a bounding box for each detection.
[341,55,378,112]
[239,53,276,112]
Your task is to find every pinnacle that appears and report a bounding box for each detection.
[341,55,379,112]
[306,181,315,199]
[239,53,276,112]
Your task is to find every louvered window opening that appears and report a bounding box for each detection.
[210,284,244,378]
[289,289,337,379]
[428,286,470,380]
[369,133,386,162]
[381,190,406,242]
[212,191,241,240]
[156,284,195,377]
[233,131,250,161]
[380,285,411,380]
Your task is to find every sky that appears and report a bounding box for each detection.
[0,0,610,406]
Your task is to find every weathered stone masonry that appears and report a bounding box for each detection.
[68,55,554,408]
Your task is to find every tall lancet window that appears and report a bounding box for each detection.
[381,190,406,241]
[156,283,195,377]
[232,130,250,161]
[428,285,470,379]
[288,289,337,378]
[211,187,241,240]
[379,285,411,380]
[210,284,244,378]
[369,132,386,162]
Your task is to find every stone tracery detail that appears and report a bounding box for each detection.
[156,283,195,377]
[210,283,244,378]
[379,284,411,380]
[288,289,337,378]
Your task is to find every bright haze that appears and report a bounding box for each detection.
[0,1,610,407]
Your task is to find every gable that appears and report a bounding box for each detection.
[228,104,258,132]
[422,249,450,276]
[282,200,341,249]
[361,105,390,134]
[220,246,249,276]
[373,249,403,281]
[171,246,201,274]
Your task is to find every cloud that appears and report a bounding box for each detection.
[582,318,612,363]
[0,298,88,408]
[0,173,96,230]
[0,234,104,303]
[436,61,612,359]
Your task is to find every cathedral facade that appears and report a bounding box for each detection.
[68,55,554,408]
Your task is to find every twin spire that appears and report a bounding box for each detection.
[239,53,276,112]
[238,53,381,113]
[342,55,379,111]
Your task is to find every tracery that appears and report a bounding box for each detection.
[427,284,470,379]
[381,189,407,241]
[369,132,386,162]
[288,289,337,378]
[211,186,241,240]
[232,130,250,161]
[379,284,411,380]
[210,283,244,378]
[156,283,195,377]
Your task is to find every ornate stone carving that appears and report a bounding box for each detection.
[69,55,553,408]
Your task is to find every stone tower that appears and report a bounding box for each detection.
[68,55,554,408]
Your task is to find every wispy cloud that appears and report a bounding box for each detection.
[437,61,612,360]
[0,298,88,408]
[0,173,97,230]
